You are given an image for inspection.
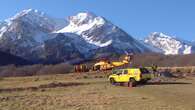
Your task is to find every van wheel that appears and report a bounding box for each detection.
[129,78,137,87]
[110,78,116,85]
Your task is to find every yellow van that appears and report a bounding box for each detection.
[108,68,154,86]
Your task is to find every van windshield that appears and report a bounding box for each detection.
[112,69,123,75]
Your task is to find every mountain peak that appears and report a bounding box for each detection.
[4,8,67,33]
[20,9,39,14]
[57,12,106,34]
[75,12,97,19]
[145,32,194,55]
[150,32,172,39]
[67,12,105,27]
[10,9,46,21]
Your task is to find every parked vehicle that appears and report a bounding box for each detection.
[108,68,155,87]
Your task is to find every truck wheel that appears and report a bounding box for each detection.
[129,78,137,87]
[110,78,116,85]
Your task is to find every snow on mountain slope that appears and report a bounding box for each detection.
[9,9,67,32]
[0,9,96,62]
[58,33,97,54]
[140,40,163,53]
[0,21,7,28]
[56,12,109,47]
[1,9,55,43]
[56,12,151,53]
[57,12,104,34]
[0,9,56,47]
[0,21,8,38]
[0,9,67,61]
[144,32,195,55]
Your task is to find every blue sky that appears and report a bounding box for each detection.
[0,0,194,41]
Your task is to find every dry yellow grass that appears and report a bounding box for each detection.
[0,73,195,110]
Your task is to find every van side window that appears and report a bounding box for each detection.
[116,70,123,75]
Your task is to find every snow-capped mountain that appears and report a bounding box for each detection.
[43,33,97,63]
[56,12,108,47]
[144,32,195,55]
[56,12,151,54]
[3,9,194,64]
[0,9,52,60]
[0,9,65,43]
[0,9,76,62]
[0,21,7,28]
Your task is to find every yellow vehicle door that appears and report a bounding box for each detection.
[114,69,123,82]
[129,69,141,81]
[119,69,129,82]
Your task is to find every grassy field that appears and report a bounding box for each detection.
[0,72,195,110]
